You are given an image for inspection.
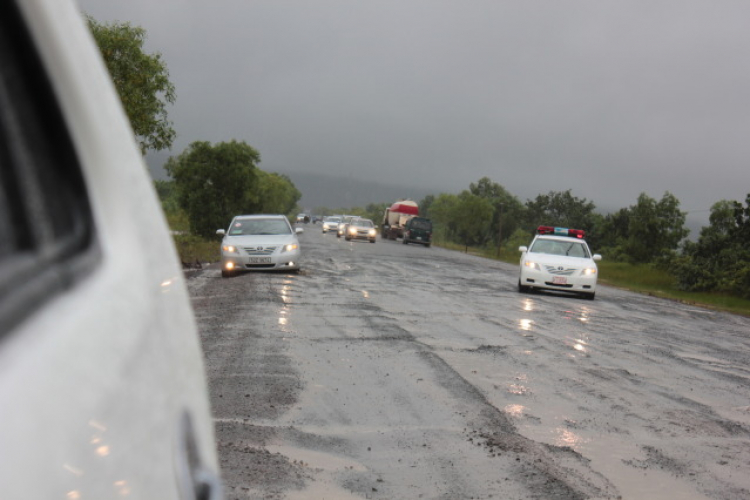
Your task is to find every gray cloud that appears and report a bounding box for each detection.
[78,0,750,226]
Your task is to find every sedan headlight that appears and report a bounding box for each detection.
[349,227,357,235]
[368,229,376,237]
[222,245,238,254]
[523,261,541,271]
[582,267,597,276]
[282,243,298,253]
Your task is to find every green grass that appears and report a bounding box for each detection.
[597,261,750,316]
[172,233,220,265]
[434,240,750,317]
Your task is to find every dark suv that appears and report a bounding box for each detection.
[402,217,433,247]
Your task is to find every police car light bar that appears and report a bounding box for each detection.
[537,226,585,239]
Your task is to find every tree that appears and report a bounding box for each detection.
[165,140,261,238]
[87,16,176,154]
[672,195,750,297]
[523,190,604,250]
[254,171,301,216]
[428,193,460,240]
[453,191,495,252]
[469,177,525,249]
[600,192,688,264]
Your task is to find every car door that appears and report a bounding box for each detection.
[0,1,221,498]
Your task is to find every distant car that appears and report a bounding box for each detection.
[217,214,303,276]
[402,217,432,247]
[322,216,342,233]
[296,213,310,223]
[345,218,377,243]
[518,226,602,300]
[337,215,359,238]
[0,1,222,498]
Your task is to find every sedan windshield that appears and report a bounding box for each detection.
[229,219,291,236]
[530,239,590,258]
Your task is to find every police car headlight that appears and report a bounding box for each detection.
[282,243,298,253]
[222,245,238,254]
[524,261,541,271]
[582,267,597,276]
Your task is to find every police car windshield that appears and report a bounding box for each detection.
[529,238,590,258]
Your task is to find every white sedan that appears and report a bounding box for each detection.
[217,214,303,276]
[518,226,602,300]
[0,1,221,498]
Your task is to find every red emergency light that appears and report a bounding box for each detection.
[537,226,585,239]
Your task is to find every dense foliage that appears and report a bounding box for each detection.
[598,192,688,264]
[165,140,262,238]
[87,16,176,154]
[672,195,750,298]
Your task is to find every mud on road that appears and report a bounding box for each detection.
[188,228,750,499]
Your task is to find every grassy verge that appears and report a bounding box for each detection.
[596,261,750,316]
[433,240,750,317]
[172,233,220,265]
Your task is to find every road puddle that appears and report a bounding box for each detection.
[519,424,713,500]
[284,481,365,500]
[266,445,367,472]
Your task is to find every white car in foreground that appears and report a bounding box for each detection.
[518,226,602,300]
[217,214,303,276]
[0,1,221,498]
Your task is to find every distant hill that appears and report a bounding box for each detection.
[273,170,438,211]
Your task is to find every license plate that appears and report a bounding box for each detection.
[552,276,567,285]
[416,236,422,240]
[249,257,271,264]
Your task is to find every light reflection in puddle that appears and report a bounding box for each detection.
[508,384,528,395]
[554,428,586,448]
[508,375,529,395]
[362,290,370,299]
[564,335,590,354]
[505,404,526,417]
[280,285,292,304]
[519,319,533,331]
[523,299,535,312]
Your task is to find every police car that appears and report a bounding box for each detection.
[518,226,602,300]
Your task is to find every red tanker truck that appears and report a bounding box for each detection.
[381,200,419,240]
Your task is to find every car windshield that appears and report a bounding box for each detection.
[228,219,291,236]
[326,217,341,222]
[355,220,374,228]
[530,238,590,258]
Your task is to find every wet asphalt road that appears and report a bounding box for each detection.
[188,226,750,500]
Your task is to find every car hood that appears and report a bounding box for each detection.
[223,234,298,246]
[525,253,595,269]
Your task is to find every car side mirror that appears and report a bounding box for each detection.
[216,229,226,236]
[593,254,602,261]
[296,227,304,234]
[519,246,528,253]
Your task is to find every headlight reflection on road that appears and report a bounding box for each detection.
[522,299,535,312]
[505,404,526,417]
[555,428,586,449]
[519,319,534,331]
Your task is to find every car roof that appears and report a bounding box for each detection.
[234,214,287,219]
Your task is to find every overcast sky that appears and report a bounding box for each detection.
[77,0,750,226]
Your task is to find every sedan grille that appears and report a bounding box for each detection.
[243,246,277,256]
[544,265,576,276]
